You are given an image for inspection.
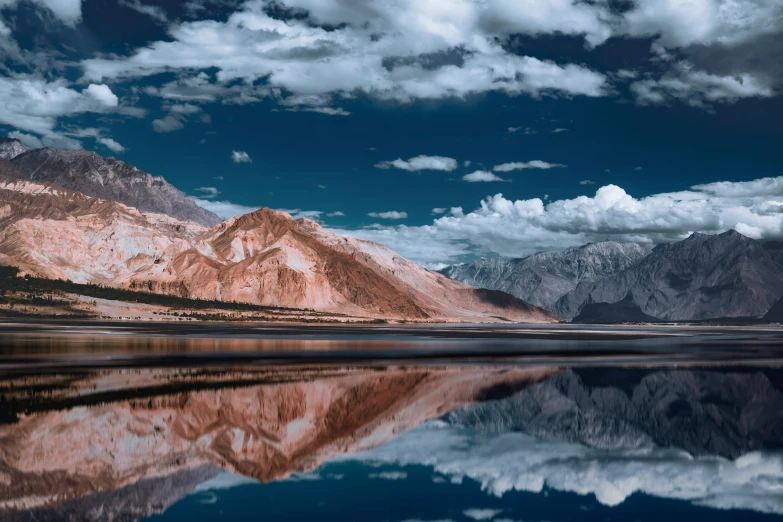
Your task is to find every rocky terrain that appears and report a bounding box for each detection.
[0,175,556,322]
[445,368,783,458]
[440,242,650,311]
[6,141,220,226]
[553,230,783,321]
[0,365,554,518]
[0,138,30,160]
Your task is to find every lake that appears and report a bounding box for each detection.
[2,321,783,521]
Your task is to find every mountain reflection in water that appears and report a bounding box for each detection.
[2,363,783,521]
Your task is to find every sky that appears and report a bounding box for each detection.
[1,0,782,267]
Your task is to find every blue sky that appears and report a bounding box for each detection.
[1,0,782,266]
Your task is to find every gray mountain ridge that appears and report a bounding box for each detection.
[554,230,783,322]
[445,368,783,458]
[439,241,651,310]
[6,142,221,227]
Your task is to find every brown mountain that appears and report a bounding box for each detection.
[8,144,221,226]
[0,366,555,518]
[0,175,557,322]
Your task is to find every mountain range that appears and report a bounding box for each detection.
[442,231,783,322]
[440,241,650,310]
[0,147,556,322]
[2,136,783,323]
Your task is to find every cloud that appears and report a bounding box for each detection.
[344,421,783,515]
[0,76,127,138]
[0,0,83,26]
[286,106,351,116]
[332,174,783,266]
[376,155,458,172]
[463,170,506,182]
[119,0,168,23]
[85,84,119,107]
[368,211,408,219]
[80,2,609,107]
[152,103,204,132]
[368,471,408,480]
[493,160,566,172]
[508,127,537,135]
[276,208,323,220]
[8,131,43,149]
[463,509,502,521]
[193,471,258,492]
[579,180,595,185]
[327,211,345,217]
[231,150,252,163]
[431,208,447,215]
[194,186,220,198]
[152,115,185,133]
[551,128,569,133]
[630,67,773,107]
[97,137,125,153]
[191,198,259,219]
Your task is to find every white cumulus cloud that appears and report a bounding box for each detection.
[191,198,260,219]
[493,160,566,172]
[376,155,458,172]
[231,150,252,163]
[330,175,783,266]
[368,211,408,220]
[463,171,506,182]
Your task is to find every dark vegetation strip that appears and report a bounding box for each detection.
[0,265,337,315]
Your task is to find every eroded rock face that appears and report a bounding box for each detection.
[446,368,783,458]
[553,230,783,321]
[0,366,555,518]
[0,177,558,322]
[0,138,30,160]
[440,242,651,311]
[9,147,220,226]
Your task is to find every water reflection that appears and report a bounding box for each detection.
[2,364,783,521]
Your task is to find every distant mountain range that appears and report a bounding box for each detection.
[442,231,783,323]
[0,138,220,226]
[440,242,650,310]
[0,168,555,322]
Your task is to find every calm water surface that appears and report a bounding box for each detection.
[2,322,783,521]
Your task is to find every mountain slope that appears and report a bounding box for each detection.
[0,138,31,160]
[0,177,557,322]
[554,230,783,321]
[440,241,650,310]
[9,147,221,226]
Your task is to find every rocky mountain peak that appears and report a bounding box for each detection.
[9,147,221,227]
[0,138,31,160]
[554,230,783,321]
[439,240,651,311]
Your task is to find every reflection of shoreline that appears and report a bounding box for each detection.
[5,322,783,371]
[0,365,554,517]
